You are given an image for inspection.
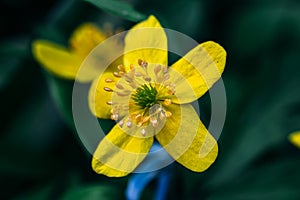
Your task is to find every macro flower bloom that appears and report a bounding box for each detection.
[89,15,226,177]
[32,23,112,82]
[289,131,300,148]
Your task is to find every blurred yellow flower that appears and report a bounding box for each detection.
[289,131,300,148]
[32,23,110,82]
[89,15,226,177]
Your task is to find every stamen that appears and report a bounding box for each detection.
[162,66,168,73]
[164,82,170,86]
[165,111,172,118]
[124,76,133,83]
[106,101,114,105]
[137,122,143,127]
[157,75,164,83]
[113,72,122,77]
[164,74,170,80]
[116,83,124,89]
[141,128,146,136]
[111,113,119,121]
[163,99,172,106]
[117,64,126,72]
[119,71,125,76]
[109,59,176,132]
[129,82,137,89]
[119,120,124,127]
[105,78,114,83]
[126,121,132,128]
[135,114,142,120]
[104,87,114,92]
[116,91,130,96]
[138,59,143,66]
[151,119,158,128]
[154,65,161,74]
[143,76,151,82]
[159,112,165,120]
[138,59,148,68]
[135,72,143,77]
[142,116,150,123]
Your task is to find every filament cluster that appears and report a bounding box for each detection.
[103,59,177,136]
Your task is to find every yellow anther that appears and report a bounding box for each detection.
[164,73,170,80]
[113,72,122,77]
[126,121,132,128]
[119,71,125,76]
[135,72,143,77]
[138,59,143,66]
[105,78,114,83]
[106,101,113,105]
[138,59,148,67]
[118,120,124,127]
[142,116,150,123]
[151,119,158,128]
[162,67,168,73]
[104,87,114,92]
[141,129,146,136]
[129,82,137,89]
[165,111,172,118]
[135,114,142,121]
[154,65,161,74]
[116,83,124,89]
[163,99,172,106]
[159,112,165,120]
[144,76,151,82]
[137,121,143,127]
[129,113,137,120]
[168,89,175,95]
[116,91,130,96]
[117,64,126,72]
[111,113,119,120]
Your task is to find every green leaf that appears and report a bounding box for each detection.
[0,38,29,90]
[44,72,76,131]
[60,184,122,200]
[204,49,300,188]
[14,182,56,200]
[84,0,147,22]
[207,157,300,200]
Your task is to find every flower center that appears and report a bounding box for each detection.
[103,59,177,137]
[132,84,158,108]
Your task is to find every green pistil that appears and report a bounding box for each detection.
[132,84,158,108]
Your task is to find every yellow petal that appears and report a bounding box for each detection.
[155,104,218,172]
[289,131,300,148]
[123,15,168,69]
[32,40,83,80]
[169,41,226,104]
[92,124,153,177]
[89,62,121,119]
[70,23,107,57]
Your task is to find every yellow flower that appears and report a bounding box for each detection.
[32,23,110,82]
[289,131,300,148]
[89,15,226,177]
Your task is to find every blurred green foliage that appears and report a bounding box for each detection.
[0,0,300,199]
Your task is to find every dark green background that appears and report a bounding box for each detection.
[1,0,300,199]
